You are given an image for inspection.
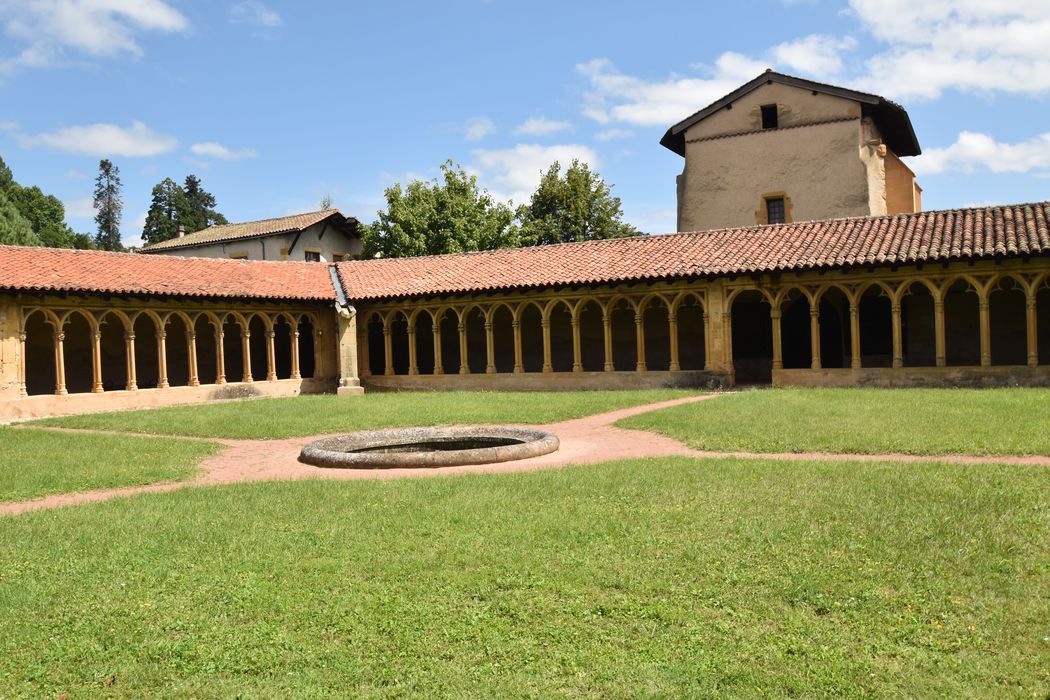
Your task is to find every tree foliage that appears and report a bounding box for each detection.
[0,188,42,246]
[142,175,226,245]
[93,159,124,251]
[515,160,638,246]
[363,161,517,258]
[0,154,85,248]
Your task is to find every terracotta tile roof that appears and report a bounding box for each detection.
[0,246,336,301]
[336,202,1050,301]
[140,209,355,252]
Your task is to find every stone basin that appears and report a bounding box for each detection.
[299,426,559,469]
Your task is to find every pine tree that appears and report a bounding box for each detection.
[182,174,227,233]
[142,178,190,245]
[93,159,124,251]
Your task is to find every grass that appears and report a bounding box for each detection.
[619,387,1050,456]
[0,456,1045,697]
[33,389,693,439]
[0,428,214,502]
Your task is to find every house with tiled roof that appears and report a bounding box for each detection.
[1,71,1048,420]
[139,209,362,263]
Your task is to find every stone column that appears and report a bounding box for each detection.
[458,321,468,374]
[602,311,613,372]
[484,320,495,374]
[241,328,253,383]
[215,327,227,384]
[849,301,861,369]
[668,313,680,372]
[124,331,137,391]
[91,330,103,393]
[723,311,734,376]
[541,318,552,373]
[290,327,301,380]
[809,307,821,370]
[54,329,68,395]
[770,308,783,371]
[978,298,991,367]
[157,330,170,388]
[187,330,200,386]
[571,315,582,372]
[265,330,277,381]
[408,326,419,375]
[1026,293,1038,367]
[702,311,712,371]
[433,323,444,375]
[335,307,362,395]
[934,299,946,367]
[17,331,27,396]
[634,311,647,371]
[891,302,903,368]
[382,323,393,376]
[512,320,522,373]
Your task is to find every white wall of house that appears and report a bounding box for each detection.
[145,223,362,262]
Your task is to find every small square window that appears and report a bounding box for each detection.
[332,253,345,262]
[304,250,321,262]
[766,197,786,224]
[761,104,778,129]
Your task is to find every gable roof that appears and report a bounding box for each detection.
[139,209,358,253]
[659,70,921,158]
[0,246,336,301]
[335,201,1050,301]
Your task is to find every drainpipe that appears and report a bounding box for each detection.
[328,264,362,395]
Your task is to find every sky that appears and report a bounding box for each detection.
[0,0,1047,248]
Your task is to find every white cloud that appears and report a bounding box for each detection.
[772,34,856,78]
[23,121,177,157]
[62,196,95,218]
[471,143,600,204]
[463,116,496,142]
[595,128,633,141]
[909,131,1050,176]
[0,0,188,74]
[229,1,283,29]
[513,117,572,137]
[190,142,258,161]
[0,120,16,130]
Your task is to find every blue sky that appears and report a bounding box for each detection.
[0,0,1047,247]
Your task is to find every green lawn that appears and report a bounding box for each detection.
[0,456,1045,697]
[0,428,214,502]
[619,387,1050,456]
[34,389,693,439]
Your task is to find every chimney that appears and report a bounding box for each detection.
[178,224,185,238]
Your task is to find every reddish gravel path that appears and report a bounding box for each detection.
[4,392,1048,516]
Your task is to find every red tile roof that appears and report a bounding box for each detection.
[336,202,1050,301]
[139,209,356,252]
[0,246,336,301]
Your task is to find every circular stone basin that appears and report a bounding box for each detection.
[299,426,559,469]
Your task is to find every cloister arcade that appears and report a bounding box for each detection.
[16,303,322,397]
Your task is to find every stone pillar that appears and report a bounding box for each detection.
[382,323,393,376]
[124,331,137,391]
[458,321,468,374]
[433,323,443,375]
[335,307,363,395]
[891,302,903,368]
[408,326,419,375]
[91,330,104,393]
[18,331,27,396]
[723,311,734,377]
[809,307,821,370]
[264,330,276,381]
[157,330,170,388]
[290,327,301,380]
[187,330,200,386]
[54,329,68,395]
[484,320,495,374]
[634,311,646,372]
[571,315,582,372]
[978,298,991,367]
[512,320,523,373]
[602,311,613,372]
[702,311,711,371]
[541,318,552,373]
[1026,293,1038,367]
[849,301,861,369]
[770,308,783,371]
[934,299,946,367]
[668,313,680,372]
[240,329,253,382]
[215,327,227,385]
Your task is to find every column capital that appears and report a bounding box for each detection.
[511,320,520,330]
[483,321,492,331]
[158,330,167,340]
[124,332,134,341]
[769,309,782,320]
[267,331,275,339]
[18,331,27,341]
[55,331,66,342]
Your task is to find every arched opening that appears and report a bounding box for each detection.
[642,297,671,371]
[858,286,892,368]
[366,314,385,376]
[578,300,605,371]
[222,318,245,382]
[414,312,436,375]
[990,277,1027,366]
[779,291,811,369]
[61,312,93,394]
[491,305,515,373]
[944,279,980,366]
[99,312,128,390]
[519,303,543,372]
[165,314,191,386]
[297,316,316,379]
[609,298,637,371]
[818,287,850,369]
[901,282,936,367]
[273,316,293,379]
[133,314,160,389]
[194,316,219,385]
[23,312,56,396]
[438,311,461,374]
[247,315,268,381]
[388,312,410,375]
[548,302,573,372]
[676,294,706,370]
[730,290,772,383]
[464,307,487,374]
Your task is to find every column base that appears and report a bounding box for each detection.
[337,385,365,395]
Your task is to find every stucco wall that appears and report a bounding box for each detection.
[148,223,361,262]
[685,82,861,139]
[884,150,920,214]
[0,299,19,396]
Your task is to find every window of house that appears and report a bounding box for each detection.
[304,250,322,262]
[228,252,248,260]
[761,104,778,129]
[332,253,345,262]
[766,197,786,224]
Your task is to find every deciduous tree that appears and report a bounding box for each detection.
[0,189,42,246]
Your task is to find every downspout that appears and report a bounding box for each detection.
[329,263,361,394]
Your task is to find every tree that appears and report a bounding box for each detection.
[0,188,42,246]
[93,159,124,251]
[320,194,332,211]
[142,178,190,245]
[363,161,517,258]
[0,155,12,192]
[181,174,227,233]
[5,184,77,248]
[516,160,639,246]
